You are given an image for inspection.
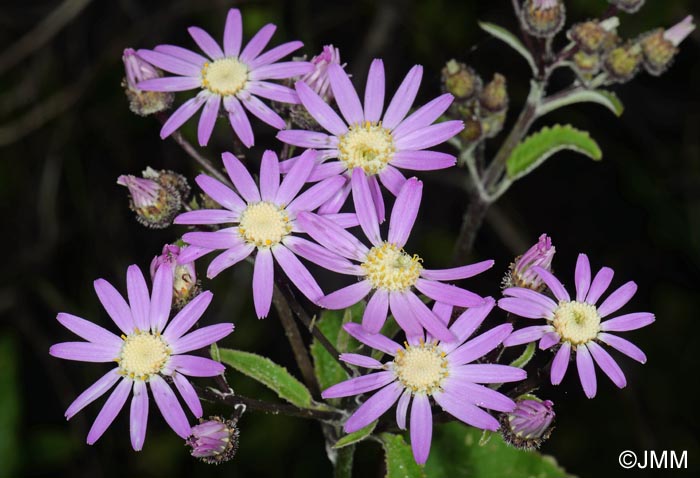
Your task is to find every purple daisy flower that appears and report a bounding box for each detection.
[322,300,525,464]
[137,8,313,147]
[277,59,464,218]
[49,264,233,450]
[297,169,493,342]
[174,149,350,319]
[499,253,655,398]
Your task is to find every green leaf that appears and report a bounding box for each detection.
[0,335,19,476]
[380,433,426,478]
[506,124,602,180]
[509,342,536,369]
[333,421,377,449]
[478,22,537,74]
[537,89,624,117]
[425,423,571,478]
[310,310,350,392]
[217,348,312,408]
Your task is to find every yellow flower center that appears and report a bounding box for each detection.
[553,301,601,345]
[337,121,395,175]
[393,341,449,394]
[361,242,422,291]
[238,202,292,248]
[118,331,170,380]
[201,58,248,96]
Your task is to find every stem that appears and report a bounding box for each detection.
[451,190,490,264]
[272,283,320,397]
[334,445,355,478]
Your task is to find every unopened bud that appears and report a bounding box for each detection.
[442,60,482,102]
[150,244,200,309]
[641,16,695,76]
[117,167,190,229]
[503,233,555,291]
[568,21,609,54]
[186,416,240,465]
[521,0,566,39]
[603,42,642,83]
[299,45,343,102]
[609,0,645,14]
[459,113,483,144]
[479,73,508,113]
[122,48,174,116]
[572,51,601,77]
[500,397,555,450]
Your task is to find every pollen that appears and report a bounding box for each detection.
[238,202,292,248]
[337,121,395,175]
[552,301,601,345]
[392,341,449,394]
[361,242,422,291]
[117,331,170,381]
[201,58,248,96]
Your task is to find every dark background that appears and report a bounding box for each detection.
[1,0,698,476]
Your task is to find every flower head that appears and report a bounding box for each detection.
[299,45,343,101]
[322,300,525,464]
[640,16,695,76]
[503,234,555,291]
[122,48,174,116]
[500,253,655,398]
[150,244,200,308]
[174,149,349,318]
[521,0,566,38]
[117,168,189,229]
[277,59,463,216]
[500,397,555,449]
[137,8,313,147]
[49,264,234,450]
[298,170,493,341]
[187,416,240,464]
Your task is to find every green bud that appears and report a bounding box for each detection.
[442,60,482,101]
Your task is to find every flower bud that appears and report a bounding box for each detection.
[568,21,609,54]
[117,167,189,229]
[503,233,555,291]
[122,48,174,116]
[640,16,695,76]
[459,113,484,144]
[479,73,508,113]
[521,0,566,39]
[299,45,343,102]
[186,416,240,465]
[442,60,482,102]
[500,397,555,450]
[572,51,601,78]
[609,0,645,14]
[603,42,642,83]
[150,244,200,309]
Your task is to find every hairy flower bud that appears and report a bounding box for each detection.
[572,51,601,78]
[503,233,555,291]
[459,112,484,144]
[609,0,645,14]
[479,73,508,113]
[117,168,190,229]
[603,42,642,83]
[186,416,240,465]
[640,16,695,76]
[150,244,200,309]
[442,60,482,102]
[122,48,174,116]
[568,21,609,54]
[521,0,566,39]
[299,45,343,102]
[500,397,555,450]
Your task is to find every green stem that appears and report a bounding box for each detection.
[334,445,356,478]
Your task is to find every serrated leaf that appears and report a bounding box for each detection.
[425,423,571,478]
[311,310,350,392]
[217,348,312,408]
[479,22,537,74]
[537,89,624,117]
[380,433,426,478]
[333,421,377,449]
[506,124,602,180]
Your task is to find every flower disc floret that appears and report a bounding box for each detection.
[117,330,171,380]
[238,202,292,248]
[553,301,600,345]
[362,242,422,291]
[393,341,448,394]
[201,58,249,96]
[338,121,395,175]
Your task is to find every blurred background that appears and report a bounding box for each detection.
[0,0,698,476]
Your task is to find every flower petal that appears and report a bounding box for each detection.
[383,65,422,130]
[448,324,512,365]
[343,323,402,356]
[394,120,464,150]
[176,209,239,225]
[533,266,570,302]
[443,380,515,412]
[56,313,122,349]
[451,364,526,384]
[223,9,242,57]
[576,344,597,398]
[388,178,422,247]
[390,150,456,171]
[207,243,255,278]
[344,382,403,433]
[396,389,411,430]
[129,380,149,451]
[502,287,558,315]
[442,298,495,354]
[503,325,552,347]
[410,393,433,464]
[433,389,499,431]
[252,249,274,318]
[388,292,427,338]
[249,61,313,80]
[597,281,638,318]
[600,312,655,332]
[339,353,383,369]
[173,372,202,417]
[498,297,551,319]
[363,59,385,123]
[276,130,338,149]
[222,151,260,202]
[240,92,286,130]
[259,150,280,201]
[597,333,647,363]
[296,212,369,261]
[351,169,382,246]
[321,371,396,399]
[154,44,207,65]
[319,280,373,309]
[197,94,221,146]
[363,289,389,333]
[273,245,324,303]
[167,354,226,377]
[149,375,191,438]
[188,26,224,59]
[87,377,132,444]
[138,76,202,92]
[404,292,455,342]
[170,323,235,355]
[287,176,346,215]
[248,81,299,103]
[163,291,214,343]
[136,49,201,76]
[551,342,571,385]
[249,40,303,69]
[283,236,363,275]
[195,174,246,213]
[65,368,121,420]
[587,341,626,389]
[392,93,454,139]
[126,265,151,332]
[574,253,591,302]
[223,96,255,147]
[240,24,276,63]
[329,63,364,125]
[275,149,315,206]
[415,278,484,308]
[159,92,207,139]
[149,262,174,332]
[50,342,120,362]
[295,80,348,136]
[93,278,134,334]
[421,260,494,281]
[585,266,614,305]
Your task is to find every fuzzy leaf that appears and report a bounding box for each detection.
[217,348,313,409]
[425,423,571,478]
[509,342,536,369]
[537,89,624,117]
[333,421,377,449]
[380,433,426,478]
[479,22,537,74]
[506,124,602,180]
